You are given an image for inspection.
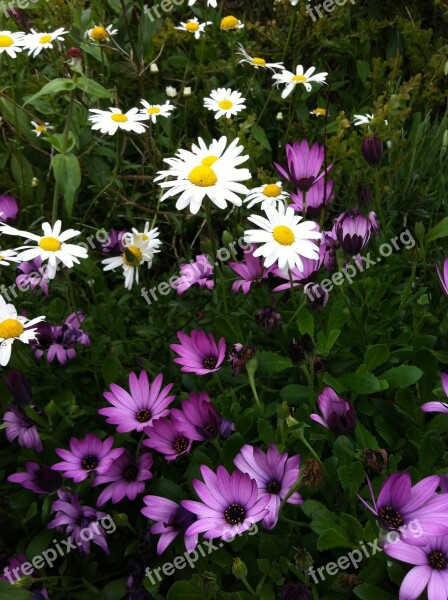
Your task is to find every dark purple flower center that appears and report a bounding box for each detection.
[224,503,246,525]
[173,437,189,453]
[81,455,99,470]
[123,465,139,481]
[168,506,196,532]
[428,550,447,570]
[136,408,152,423]
[203,356,217,369]
[266,480,281,494]
[296,176,316,193]
[378,505,404,529]
[203,424,216,437]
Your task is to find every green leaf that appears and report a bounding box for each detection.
[23,78,76,106]
[297,306,314,338]
[354,584,397,600]
[51,153,81,217]
[338,373,384,394]
[257,419,275,444]
[0,581,31,599]
[257,351,293,374]
[426,216,448,242]
[252,125,271,151]
[102,578,128,600]
[316,528,352,550]
[381,365,423,388]
[356,60,370,85]
[76,76,113,98]
[363,344,390,372]
[166,581,203,600]
[11,154,34,202]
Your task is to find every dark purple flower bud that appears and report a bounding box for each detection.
[255,306,282,332]
[281,582,312,600]
[361,135,383,166]
[126,558,146,590]
[228,343,256,376]
[0,195,19,224]
[101,229,126,254]
[219,418,235,438]
[8,462,62,494]
[67,47,83,60]
[6,8,32,27]
[289,339,305,365]
[274,139,332,193]
[4,370,32,405]
[311,387,356,435]
[357,185,373,208]
[334,209,372,255]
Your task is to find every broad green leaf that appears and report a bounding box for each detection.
[354,584,396,600]
[77,76,113,98]
[381,365,423,388]
[364,344,390,372]
[316,528,352,550]
[0,581,31,599]
[52,153,81,217]
[426,216,448,242]
[23,78,76,106]
[257,351,293,374]
[338,372,384,394]
[297,306,314,338]
[166,581,203,600]
[252,125,271,150]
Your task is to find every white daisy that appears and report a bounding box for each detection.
[85,24,117,43]
[237,44,284,73]
[353,113,388,126]
[0,31,26,58]
[220,16,244,30]
[139,100,175,124]
[310,108,327,117]
[175,17,212,39]
[244,182,289,211]
[154,136,251,215]
[244,204,321,273]
[203,88,246,120]
[188,0,217,6]
[88,107,148,135]
[23,28,67,58]
[0,294,45,366]
[272,65,328,99]
[0,249,20,266]
[102,224,161,290]
[0,220,88,279]
[31,121,53,137]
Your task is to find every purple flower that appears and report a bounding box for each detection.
[281,582,312,600]
[383,536,448,600]
[3,405,42,452]
[271,245,325,291]
[421,373,448,414]
[171,391,221,441]
[93,451,153,506]
[290,177,334,218]
[274,139,332,193]
[361,135,383,166]
[143,417,193,460]
[8,462,62,493]
[0,195,19,224]
[141,495,198,554]
[310,387,356,434]
[181,465,270,541]
[321,230,338,271]
[31,312,91,365]
[334,209,372,255]
[436,258,448,297]
[101,228,125,254]
[99,371,175,433]
[255,306,282,332]
[47,490,110,554]
[52,433,125,483]
[219,418,235,438]
[358,473,448,545]
[170,330,226,376]
[16,257,50,297]
[173,255,214,294]
[1,553,48,597]
[233,443,302,529]
[4,370,32,404]
[229,245,272,294]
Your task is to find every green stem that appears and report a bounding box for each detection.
[240,576,257,597]
[246,359,263,412]
[296,428,325,470]
[373,168,384,226]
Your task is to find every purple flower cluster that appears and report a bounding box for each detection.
[31,311,91,365]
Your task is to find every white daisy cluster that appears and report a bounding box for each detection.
[88,100,175,135]
[272,65,328,99]
[0,28,67,58]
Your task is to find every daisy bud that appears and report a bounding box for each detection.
[278,401,291,420]
[221,230,234,246]
[165,86,177,98]
[150,62,159,73]
[276,112,284,120]
[232,557,248,580]
[183,86,192,96]
[361,134,383,166]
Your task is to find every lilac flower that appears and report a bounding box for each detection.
[47,490,110,554]
[421,373,448,414]
[170,329,226,376]
[229,245,272,294]
[31,312,91,365]
[8,462,62,493]
[0,194,19,223]
[181,465,270,541]
[255,306,282,332]
[290,177,334,218]
[171,391,221,441]
[143,417,193,460]
[219,418,235,438]
[1,553,48,597]
[3,405,42,452]
[100,371,175,432]
[274,139,332,193]
[334,209,373,255]
[440,475,448,494]
[93,451,153,506]
[436,258,448,297]
[321,230,338,271]
[271,245,325,291]
[101,228,125,254]
[52,433,124,483]
[358,473,448,545]
[383,536,448,600]
[141,495,198,554]
[173,255,214,294]
[310,387,356,434]
[16,256,50,297]
[233,443,302,529]
[4,370,32,404]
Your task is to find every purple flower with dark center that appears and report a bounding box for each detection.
[436,258,448,297]
[1,553,49,597]
[171,391,221,441]
[173,254,214,294]
[141,495,198,554]
[4,370,32,404]
[47,490,110,554]
[274,139,332,193]
[383,536,448,600]
[290,177,334,218]
[143,417,192,460]
[358,473,448,545]
[0,195,19,224]
[229,245,272,294]
[52,433,125,483]
[99,371,175,432]
[170,330,226,376]
[271,244,325,291]
[334,209,372,255]
[101,228,125,254]
[281,582,312,600]
[31,312,90,365]
[16,256,50,297]
[310,387,356,434]
[233,443,302,529]
[3,405,42,452]
[8,462,62,493]
[421,373,448,415]
[93,451,153,506]
[181,465,270,541]
[255,306,282,332]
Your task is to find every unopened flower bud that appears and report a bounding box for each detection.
[232,557,248,580]
[183,86,192,96]
[165,86,177,98]
[276,112,283,121]
[278,401,291,420]
[150,63,159,73]
[293,547,314,570]
[361,135,383,166]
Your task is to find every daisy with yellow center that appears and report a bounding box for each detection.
[244,204,321,274]
[0,220,88,280]
[237,44,284,73]
[272,65,328,99]
[0,30,26,58]
[88,107,148,135]
[203,88,246,120]
[85,24,117,43]
[0,249,19,266]
[31,120,53,137]
[154,136,251,215]
[244,182,289,210]
[310,108,327,117]
[139,100,175,124]
[0,293,45,366]
[220,15,244,31]
[23,28,67,57]
[175,17,212,39]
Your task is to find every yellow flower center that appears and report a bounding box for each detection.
[220,16,240,30]
[186,21,199,32]
[312,108,327,116]
[252,57,266,67]
[90,26,108,41]
[39,236,61,252]
[111,113,128,122]
[201,156,219,166]
[39,34,53,44]
[263,184,281,197]
[35,125,46,132]
[292,75,307,82]
[0,35,14,47]
[122,246,143,266]
[0,319,24,339]
[147,107,161,115]
[218,99,233,110]
[188,165,217,187]
[273,225,294,246]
